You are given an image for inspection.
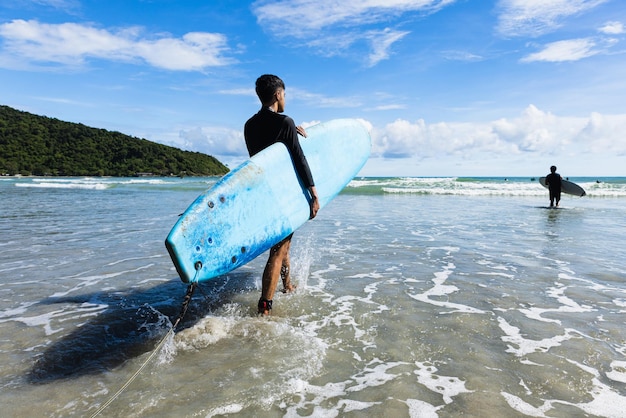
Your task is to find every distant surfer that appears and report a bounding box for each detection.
[545,165,562,208]
[244,74,320,315]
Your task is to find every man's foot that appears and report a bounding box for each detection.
[282,284,297,294]
[258,298,272,315]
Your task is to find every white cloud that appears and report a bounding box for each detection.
[0,19,235,71]
[496,0,608,37]
[287,87,363,108]
[369,104,407,111]
[219,85,361,108]
[599,21,624,35]
[577,112,626,154]
[366,28,410,67]
[177,126,246,158]
[137,32,234,70]
[369,105,626,160]
[251,0,455,66]
[253,0,455,34]
[304,32,360,58]
[218,88,256,97]
[521,38,598,62]
[166,106,626,176]
[441,50,483,61]
[29,0,77,7]
[303,29,408,66]
[490,105,583,152]
[371,117,510,159]
[9,0,80,10]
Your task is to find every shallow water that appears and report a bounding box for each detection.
[1,177,626,417]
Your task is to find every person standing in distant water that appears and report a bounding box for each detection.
[244,74,320,315]
[545,165,562,208]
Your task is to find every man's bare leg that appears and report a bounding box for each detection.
[258,235,292,315]
[281,243,296,293]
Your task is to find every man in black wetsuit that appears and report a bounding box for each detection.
[545,165,562,207]
[244,74,319,315]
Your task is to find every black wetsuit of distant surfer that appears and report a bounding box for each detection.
[545,168,562,207]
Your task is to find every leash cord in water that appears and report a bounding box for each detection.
[89,278,198,417]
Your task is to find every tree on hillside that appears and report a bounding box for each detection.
[0,105,229,177]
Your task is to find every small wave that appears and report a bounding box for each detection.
[344,177,626,197]
[14,177,115,190]
[174,315,239,351]
[119,178,169,185]
[7,176,626,196]
[16,181,110,190]
[10,176,220,192]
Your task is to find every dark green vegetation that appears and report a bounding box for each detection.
[0,105,229,177]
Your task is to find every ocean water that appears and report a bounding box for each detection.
[1,176,626,417]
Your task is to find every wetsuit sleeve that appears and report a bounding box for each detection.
[282,117,315,188]
[243,119,256,157]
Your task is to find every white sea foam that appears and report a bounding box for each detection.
[15,178,112,190]
[413,361,473,404]
[1,301,107,336]
[174,315,238,350]
[519,284,596,324]
[501,392,552,417]
[347,176,626,197]
[502,358,626,417]
[50,265,154,298]
[281,361,408,416]
[405,398,442,417]
[12,176,171,191]
[206,403,244,417]
[497,317,575,357]
[348,359,408,393]
[278,359,470,416]
[16,182,110,190]
[606,361,626,383]
[282,379,351,417]
[0,301,38,320]
[408,261,486,314]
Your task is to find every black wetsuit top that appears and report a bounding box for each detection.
[244,107,315,188]
[545,172,562,192]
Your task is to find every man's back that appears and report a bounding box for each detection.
[546,172,561,191]
[244,108,294,156]
[244,107,314,189]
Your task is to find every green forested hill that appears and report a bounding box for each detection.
[0,105,229,176]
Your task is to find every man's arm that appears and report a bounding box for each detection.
[296,125,319,218]
[282,118,318,218]
[283,118,315,188]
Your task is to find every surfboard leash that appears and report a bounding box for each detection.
[89,277,198,417]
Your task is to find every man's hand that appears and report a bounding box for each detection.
[309,186,320,219]
[296,125,308,138]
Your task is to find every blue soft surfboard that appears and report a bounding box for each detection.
[165,119,371,283]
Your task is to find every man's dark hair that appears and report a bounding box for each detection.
[255,74,285,105]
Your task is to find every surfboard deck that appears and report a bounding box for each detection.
[165,119,371,283]
[539,177,586,197]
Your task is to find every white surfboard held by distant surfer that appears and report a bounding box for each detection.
[165,119,371,283]
[539,177,586,197]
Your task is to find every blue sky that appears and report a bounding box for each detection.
[1,0,625,177]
